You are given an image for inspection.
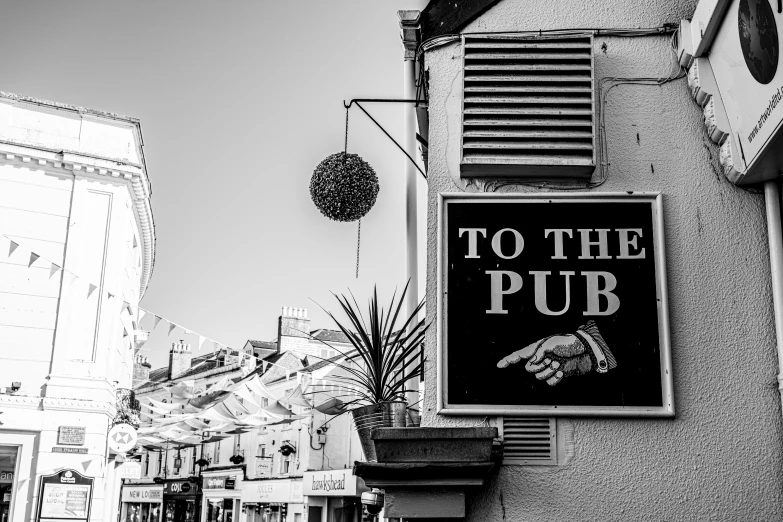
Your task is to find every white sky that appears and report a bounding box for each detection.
[0,0,428,369]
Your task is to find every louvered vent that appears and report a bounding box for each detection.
[461,34,596,179]
[501,417,557,466]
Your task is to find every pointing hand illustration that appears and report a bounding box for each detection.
[496,321,617,386]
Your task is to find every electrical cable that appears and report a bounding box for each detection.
[415,26,685,192]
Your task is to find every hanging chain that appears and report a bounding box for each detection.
[344,107,349,154]
[345,106,361,279]
[356,219,361,279]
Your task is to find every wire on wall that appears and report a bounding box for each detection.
[415,24,686,192]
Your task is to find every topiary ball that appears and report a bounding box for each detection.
[310,152,379,222]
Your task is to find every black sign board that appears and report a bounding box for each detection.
[163,481,197,497]
[36,469,94,521]
[437,193,674,416]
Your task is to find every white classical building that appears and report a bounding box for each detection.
[0,92,154,522]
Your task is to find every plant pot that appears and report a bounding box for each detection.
[370,427,498,463]
[351,401,407,462]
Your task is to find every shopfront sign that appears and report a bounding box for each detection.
[164,481,197,497]
[240,479,303,504]
[57,427,86,446]
[36,469,93,521]
[121,486,162,503]
[303,471,367,497]
[0,470,13,483]
[203,475,238,490]
[117,463,141,480]
[437,193,674,417]
[255,459,272,478]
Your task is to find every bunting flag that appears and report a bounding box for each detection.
[281,385,313,408]
[107,291,115,300]
[123,301,130,314]
[123,327,128,338]
[49,263,61,279]
[66,272,77,288]
[151,314,163,330]
[28,252,39,268]
[198,336,206,350]
[168,321,177,336]
[262,361,268,373]
[87,283,97,298]
[8,240,18,257]
[138,308,147,324]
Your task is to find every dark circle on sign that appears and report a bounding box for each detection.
[738,0,779,84]
[180,483,191,493]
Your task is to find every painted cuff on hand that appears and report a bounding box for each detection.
[575,320,617,373]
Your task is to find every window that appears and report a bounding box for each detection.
[256,444,266,458]
[157,453,162,475]
[144,453,150,476]
[215,441,221,464]
[281,457,290,475]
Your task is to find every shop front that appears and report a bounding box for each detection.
[121,484,163,522]
[0,448,17,522]
[240,479,303,522]
[201,470,243,522]
[302,470,367,522]
[163,480,200,522]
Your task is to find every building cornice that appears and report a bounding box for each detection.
[0,394,115,416]
[0,139,155,296]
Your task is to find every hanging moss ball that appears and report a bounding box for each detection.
[310,152,380,222]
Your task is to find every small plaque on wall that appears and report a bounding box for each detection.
[58,427,86,446]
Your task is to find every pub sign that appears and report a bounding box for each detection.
[437,193,674,416]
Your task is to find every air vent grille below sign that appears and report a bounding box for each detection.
[502,417,557,465]
[461,34,596,179]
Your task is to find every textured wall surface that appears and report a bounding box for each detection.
[421,0,783,520]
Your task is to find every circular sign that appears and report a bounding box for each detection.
[739,0,779,84]
[108,423,138,453]
[181,483,191,493]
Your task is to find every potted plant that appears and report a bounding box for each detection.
[315,283,427,461]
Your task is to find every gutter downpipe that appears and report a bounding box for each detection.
[764,179,783,413]
[399,9,423,414]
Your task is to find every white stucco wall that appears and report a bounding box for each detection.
[0,94,154,522]
[422,0,783,520]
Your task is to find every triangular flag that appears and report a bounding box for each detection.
[8,240,18,257]
[108,292,115,300]
[49,263,61,279]
[66,272,77,288]
[262,361,269,373]
[138,309,147,324]
[123,301,130,314]
[184,328,193,335]
[28,252,39,268]
[213,341,220,351]
[123,327,128,338]
[168,321,177,335]
[88,284,97,298]
[198,336,206,350]
[151,315,163,330]
[286,371,291,381]
[133,236,138,248]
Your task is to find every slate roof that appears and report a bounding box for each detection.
[309,329,350,344]
[248,340,277,350]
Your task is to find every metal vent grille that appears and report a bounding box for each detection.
[501,417,557,465]
[461,34,596,179]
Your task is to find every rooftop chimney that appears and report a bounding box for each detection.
[277,307,312,354]
[168,341,192,380]
[132,354,152,388]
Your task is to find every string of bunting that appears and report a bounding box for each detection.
[0,234,323,382]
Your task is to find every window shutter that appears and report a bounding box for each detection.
[461,34,596,179]
[501,417,557,465]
